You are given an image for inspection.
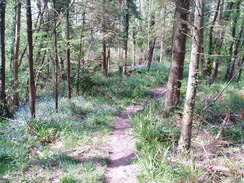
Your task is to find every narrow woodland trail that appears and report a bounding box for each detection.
[104,86,166,183]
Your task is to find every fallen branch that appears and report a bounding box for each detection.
[169,159,244,176]
[204,165,244,176]
[215,111,230,140]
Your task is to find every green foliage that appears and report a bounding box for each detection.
[130,99,199,182]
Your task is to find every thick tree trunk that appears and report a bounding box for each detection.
[26,0,36,118]
[165,0,190,112]
[178,0,203,152]
[13,0,21,106]
[66,0,71,99]
[0,0,8,116]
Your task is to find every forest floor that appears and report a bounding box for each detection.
[104,86,166,183]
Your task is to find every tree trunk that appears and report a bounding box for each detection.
[13,0,21,106]
[53,0,59,110]
[224,0,241,80]
[229,17,243,80]
[66,0,71,99]
[205,0,221,76]
[165,0,190,112]
[178,0,203,152]
[77,9,86,96]
[102,0,107,77]
[0,0,8,116]
[132,30,136,67]
[107,43,111,72]
[210,0,225,82]
[26,0,36,118]
[147,38,156,70]
[237,55,244,82]
[122,0,129,75]
[147,1,156,70]
[160,4,167,63]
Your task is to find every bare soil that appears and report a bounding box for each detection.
[104,86,166,183]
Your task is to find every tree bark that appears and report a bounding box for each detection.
[13,0,21,106]
[53,0,59,110]
[122,0,129,75]
[160,4,167,63]
[77,9,86,95]
[229,17,243,80]
[205,0,221,76]
[107,43,111,72]
[165,0,190,112]
[147,1,156,70]
[178,0,203,152]
[102,0,107,77]
[132,30,136,67]
[210,0,225,82]
[66,0,71,99]
[26,0,36,118]
[0,0,8,116]
[224,0,241,80]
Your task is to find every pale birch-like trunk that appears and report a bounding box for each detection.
[178,0,203,152]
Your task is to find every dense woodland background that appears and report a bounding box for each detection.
[0,0,243,182]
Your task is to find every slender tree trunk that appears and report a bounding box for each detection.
[237,55,244,82]
[229,16,243,80]
[107,42,111,72]
[102,0,107,77]
[122,0,129,75]
[132,31,136,67]
[66,0,71,99]
[165,0,190,112]
[210,0,225,82]
[160,4,167,63]
[13,0,21,106]
[147,1,156,70]
[53,0,59,110]
[178,0,203,152]
[0,0,8,116]
[205,0,221,76]
[225,0,241,80]
[77,10,85,95]
[26,0,36,118]
[147,38,156,70]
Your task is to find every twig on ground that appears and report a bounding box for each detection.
[215,111,230,140]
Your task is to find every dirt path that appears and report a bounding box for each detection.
[105,86,166,183]
[105,104,143,183]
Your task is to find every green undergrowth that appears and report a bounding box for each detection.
[0,64,168,182]
[130,73,243,182]
[131,100,201,183]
